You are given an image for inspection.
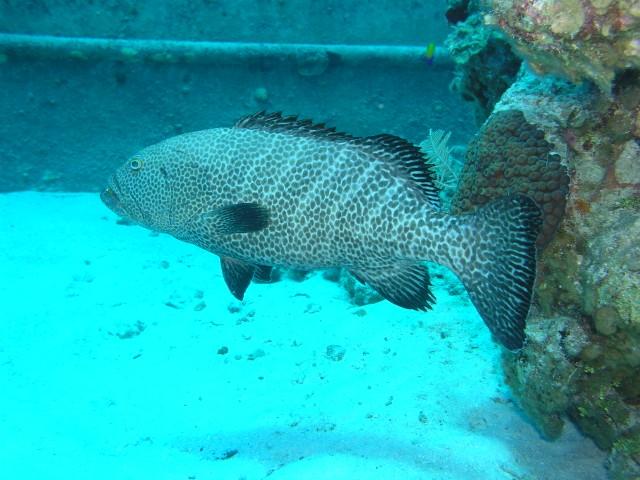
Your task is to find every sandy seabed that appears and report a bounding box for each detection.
[0,192,607,480]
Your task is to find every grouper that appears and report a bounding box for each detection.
[101,112,542,350]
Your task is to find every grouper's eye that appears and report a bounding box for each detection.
[129,158,143,171]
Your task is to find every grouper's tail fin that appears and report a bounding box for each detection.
[454,195,542,351]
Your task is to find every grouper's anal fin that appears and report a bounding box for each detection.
[221,257,255,300]
[350,264,435,311]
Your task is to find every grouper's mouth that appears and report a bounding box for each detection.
[100,183,126,217]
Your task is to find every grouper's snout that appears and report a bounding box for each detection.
[100,186,124,216]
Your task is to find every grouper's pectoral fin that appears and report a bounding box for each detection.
[199,202,270,235]
[202,203,269,301]
[220,257,256,300]
[350,264,435,311]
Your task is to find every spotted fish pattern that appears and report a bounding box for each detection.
[101,112,542,350]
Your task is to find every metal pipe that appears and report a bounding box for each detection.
[0,33,451,68]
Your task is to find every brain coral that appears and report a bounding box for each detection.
[452,109,569,248]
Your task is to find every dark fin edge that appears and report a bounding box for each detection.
[235,112,440,208]
[235,111,354,142]
[357,134,441,208]
[350,264,435,311]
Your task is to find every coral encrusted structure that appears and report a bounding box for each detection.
[445,1,640,475]
[485,0,640,92]
[445,13,522,123]
[489,68,639,479]
[444,0,523,124]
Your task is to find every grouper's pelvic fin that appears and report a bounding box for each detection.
[350,264,435,311]
[454,194,542,351]
[220,258,274,300]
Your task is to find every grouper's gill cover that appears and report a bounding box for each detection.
[101,112,543,350]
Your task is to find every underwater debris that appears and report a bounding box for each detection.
[227,302,242,314]
[110,320,146,340]
[247,349,265,361]
[216,449,238,460]
[252,86,268,103]
[295,50,330,76]
[339,270,383,307]
[452,109,569,249]
[325,344,346,361]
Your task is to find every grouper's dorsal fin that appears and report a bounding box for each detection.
[235,111,354,142]
[235,112,440,208]
[357,134,441,208]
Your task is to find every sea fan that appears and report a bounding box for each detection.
[420,129,460,192]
